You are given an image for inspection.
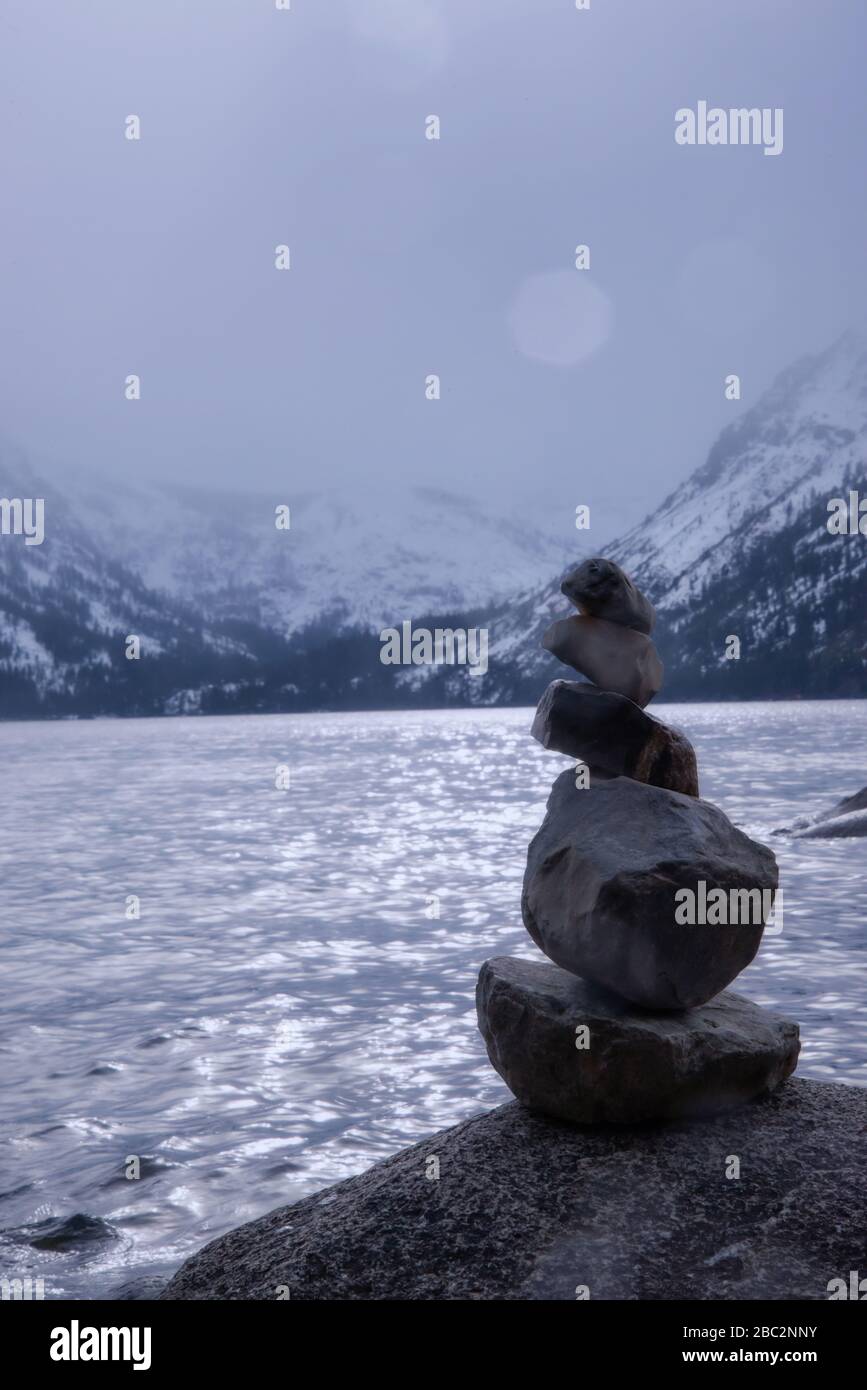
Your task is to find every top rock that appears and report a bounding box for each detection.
[561,557,655,635]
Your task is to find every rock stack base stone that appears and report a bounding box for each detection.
[477,956,800,1125]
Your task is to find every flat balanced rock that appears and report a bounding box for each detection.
[542,615,662,708]
[532,680,699,796]
[161,1077,864,1300]
[523,773,778,1009]
[477,956,799,1125]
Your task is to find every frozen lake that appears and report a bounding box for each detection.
[0,703,865,1299]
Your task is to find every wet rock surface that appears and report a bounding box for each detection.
[778,783,867,839]
[794,808,867,839]
[161,1078,865,1301]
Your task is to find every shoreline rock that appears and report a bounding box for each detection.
[160,1077,866,1301]
[775,783,867,838]
[793,807,867,839]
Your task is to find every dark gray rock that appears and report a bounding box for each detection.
[818,783,867,820]
[476,956,799,1124]
[794,808,867,839]
[542,615,663,707]
[160,1077,866,1301]
[522,773,778,1009]
[532,680,699,796]
[794,811,867,839]
[775,783,867,838]
[561,556,655,635]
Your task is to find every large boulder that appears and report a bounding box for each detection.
[542,615,662,707]
[476,956,799,1124]
[531,680,699,796]
[160,1078,866,1300]
[522,773,778,1009]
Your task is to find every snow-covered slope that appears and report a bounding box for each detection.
[0,449,578,715]
[611,328,867,610]
[481,330,867,701]
[2,331,864,716]
[101,480,576,636]
[7,461,576,630]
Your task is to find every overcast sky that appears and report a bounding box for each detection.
[1,0,865,542]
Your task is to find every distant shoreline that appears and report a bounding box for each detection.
[1,692,865,726]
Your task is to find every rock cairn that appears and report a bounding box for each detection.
[476,557,800,1124]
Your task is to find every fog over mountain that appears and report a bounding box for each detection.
[2,331,865,716]
[2,0,866,538]
[0,448,580,717]
[2,0,866,723]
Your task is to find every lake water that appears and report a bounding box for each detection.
[0,703,865,1300]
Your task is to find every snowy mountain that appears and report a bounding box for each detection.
[477,330,867,702]
[2,330,865,718]
[102,480,577,636]
[0,449,578,717]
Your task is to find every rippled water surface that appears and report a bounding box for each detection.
[1,703,865,1298]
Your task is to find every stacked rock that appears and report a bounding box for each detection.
[476,557,800,1125]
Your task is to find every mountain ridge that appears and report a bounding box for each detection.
[2,331,865,717]
[474,330,867,702]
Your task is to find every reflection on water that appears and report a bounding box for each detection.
[0,703,864,1298]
